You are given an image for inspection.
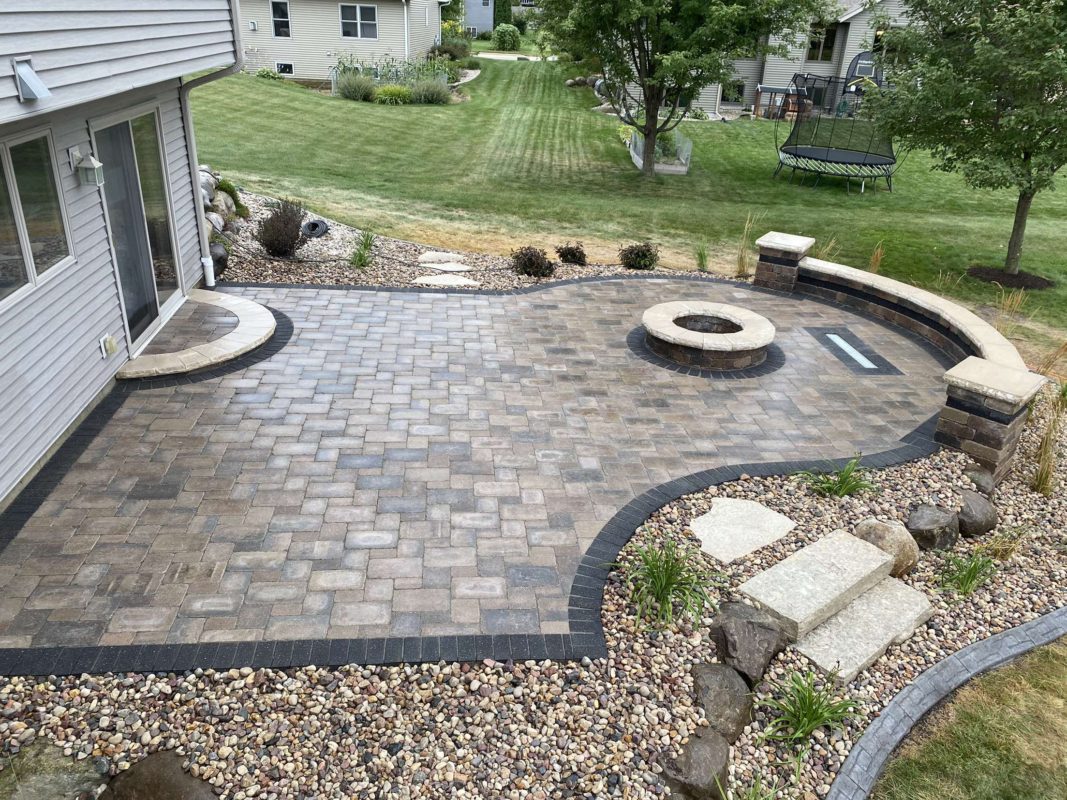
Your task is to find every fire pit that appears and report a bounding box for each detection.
[642,301,776,370]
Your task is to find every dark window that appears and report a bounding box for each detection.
[722,81,746,104]
[271,1,291,37]
[807,24,837,62]
[275,62,294,75]
[340,4,377,39]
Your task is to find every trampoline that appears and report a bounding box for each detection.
[774,70,899,192]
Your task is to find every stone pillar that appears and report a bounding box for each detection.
[753,232,815,292]
[934,357,1046,483]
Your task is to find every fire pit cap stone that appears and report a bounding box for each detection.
[642,301,775,351]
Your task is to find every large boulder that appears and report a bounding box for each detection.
[906,504,959,551]
[204,211,226,234]
[212,190,236,218]
[209,242,229,276]
[854,517,919,577]
[99,752,215,800]
[708,602,788,687]
[965,465,996,497]
[958,489,997,537]
[661,730,729,800]
[691,663,751,742]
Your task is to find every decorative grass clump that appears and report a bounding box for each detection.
[761,670,859,741]
[941,553,997,596]
[411,80,452,105]
[797,456,876,497]
[375,84,413,105]
[626,538,714,629]
[555,241,587,266]
[619,241,659,271]
[1031,409,1061,496]
[977,526,1028,562]
[255,198,306,257]
[511,246,554,277]
[337,72,377,102]
[694,241,709,273]
[350,230,375,270]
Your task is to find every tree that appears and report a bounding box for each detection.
[441,0,464,25]
[870,0,1067,276]
[538,0,826,176]
[494,1,513,28]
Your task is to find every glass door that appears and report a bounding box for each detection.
[96,112,180,345]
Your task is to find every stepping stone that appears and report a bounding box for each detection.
[418,251,466,264]
[738,531,893,639]
[796,577,934,682]
[427,262,471,273]
[412,275,480,288]
[690,498,795,563]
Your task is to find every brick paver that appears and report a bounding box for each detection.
[0,279,949,649]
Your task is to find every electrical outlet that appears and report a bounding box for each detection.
[98,334,117,359]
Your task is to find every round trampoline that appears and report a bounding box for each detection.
[773,72,899,192]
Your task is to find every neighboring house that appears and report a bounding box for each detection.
[463,1,538,37]
[0,3,241,507]
[240,0,447,80]
[692,0,907,117]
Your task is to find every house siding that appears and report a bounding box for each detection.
[0,80,206,507]
[839,0,909,73]
[0,0,239,124]
[240,0,439,79]
[464,0,494,35]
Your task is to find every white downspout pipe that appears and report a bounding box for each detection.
[403,0,411,60]
[180,0,244,288]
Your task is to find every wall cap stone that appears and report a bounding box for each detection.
[756,231,816,256]
[944,356,1046,406]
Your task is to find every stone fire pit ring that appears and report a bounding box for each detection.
[642,301,776,370]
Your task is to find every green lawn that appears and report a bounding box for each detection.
[470,34,544,57]
[192,60,1067,329]
[874,640,1067,800]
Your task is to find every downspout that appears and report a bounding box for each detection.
[403,0,411,60]
[179,0,244,288]
[438,0,451,45]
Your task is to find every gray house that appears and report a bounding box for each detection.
[0,3,242,507]
[463,1,538,37]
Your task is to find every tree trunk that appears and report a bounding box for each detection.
[640,93,661,177]
[1004,189,1035,275]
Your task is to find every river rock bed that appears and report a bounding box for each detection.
[216,192,702,291]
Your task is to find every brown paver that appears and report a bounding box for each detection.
[0,279,948,649]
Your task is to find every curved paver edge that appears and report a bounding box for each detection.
[827,605,1067,800]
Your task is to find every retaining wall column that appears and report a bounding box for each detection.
[753,232,815,292]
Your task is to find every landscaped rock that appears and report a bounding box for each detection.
[212,190,236,218]
[906,504,959,550]
[98,752,215,800]
[691,663,751,742]
[0,740,104,800]
[708,602,789,687]
[204,211,225,234]
[209,242,229,275]
[661,730,729,800]
[965,465,996,496]
[854,517,919,577]
[958,489,997,537]
[565,79,576,87]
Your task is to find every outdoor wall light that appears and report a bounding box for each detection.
[76,151,106,187]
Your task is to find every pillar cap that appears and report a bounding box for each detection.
[945,356,1045,406]
[755,232,816,256]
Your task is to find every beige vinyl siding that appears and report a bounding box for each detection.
[839,0,909,72]
[240,0,434,79]
[408,0,443,57]
[0,80,204,505]
[0,0,239,124]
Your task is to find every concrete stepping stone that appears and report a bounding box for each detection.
[427,262,472,273]
[796,577,933,682]
[690,498,795,564]
[412,275,480,288]
[418,251,466,264]
[738,531,893,639]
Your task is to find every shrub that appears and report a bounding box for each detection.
[476,30,493,41]
[492,24,521,52]
[431,39,470,61]
[255,199,307,258]
[255,67,284,80]
[627,538,715,629]
[941,553,997,596]
[350,230,375,270]
[375,84,413,105]
[555,242,587,266]
[441,19,464,40]
[337,72,377,102]
[511,246,554,278]
[798,456,876,497]
[761,671,859,741]
[619,241,659,271]
[411,79,452,104]
[493,2,513,28]
[688,106,710,121]
[461,57,482,71]
[216,178,249,219]
[512,12,529,35]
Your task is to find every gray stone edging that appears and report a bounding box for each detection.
[827,605,1067,799]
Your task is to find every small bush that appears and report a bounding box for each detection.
[761,671,859,741]
[441,19,464,40]
[255,67,284,80]
[256,199,307,258]
[512,13,529,35]
[688,106,710,121]
[627,538,715,629]
[461,57,482,71]
[476,30,493,41]
[410,79,452,105]
[798,456,876,497]
[431,39,470,61]
[555,242,587,266]
[619,241,659,271]
[350,230,375,270]
[216,178,249,219]
[337,72,377,102]
[375,84,413,105]
[492,24,521,51]
[941,553,997,596]
[512,246,554,278]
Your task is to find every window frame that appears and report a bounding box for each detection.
[270,0,292,38]
[0,126,75,315]
[338,3,379,41]
[806,23,837,63]
[275,62,295,75]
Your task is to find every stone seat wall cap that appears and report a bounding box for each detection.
[944,356,1045,404]
[756,231,816,254]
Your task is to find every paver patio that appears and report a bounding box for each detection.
[0,277,950,655]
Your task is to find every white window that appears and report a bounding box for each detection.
[271,1,291,37]
[466,26,478,37]
[275,62,294,75]
[0,132,72,306]
[340,4,378,39]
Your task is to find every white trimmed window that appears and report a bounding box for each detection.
[0,132,72,306]
[271,1,291,37]
[340,4,378,39]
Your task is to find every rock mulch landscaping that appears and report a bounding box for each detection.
[217,192,693,291]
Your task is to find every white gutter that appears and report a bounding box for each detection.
[179,0,243,289]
